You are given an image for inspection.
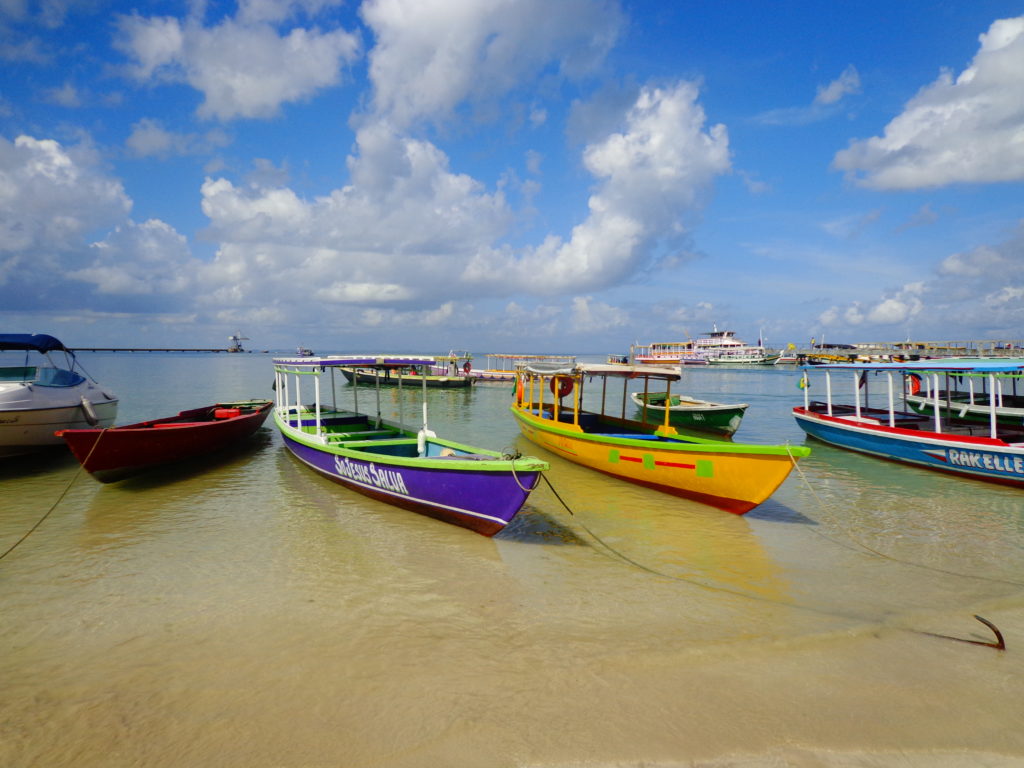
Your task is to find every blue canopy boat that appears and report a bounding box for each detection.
[793,358,1024,487]
[0,333,118,457]
[273,355,548,535]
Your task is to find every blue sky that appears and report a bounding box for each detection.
[1,0,1022,353]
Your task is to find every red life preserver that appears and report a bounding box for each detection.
[908,373,922,395]
[463,361,472,374]
[549,376,573,399]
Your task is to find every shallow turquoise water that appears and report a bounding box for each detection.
[2,353,1023,766]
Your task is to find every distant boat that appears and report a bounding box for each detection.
[0,333,118,457]
[633,325,778,366]
[273,354,548,536]
[512,361,809,514]
[58,400,272,482]
[794,359,1024,487]
[342,352,474,388]
[296,346,314,356]
[468,353,577,382]
[629,391,748,435]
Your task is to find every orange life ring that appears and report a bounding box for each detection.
[462,361,472,374]
[908,373,922,395]
[549,375,573,399]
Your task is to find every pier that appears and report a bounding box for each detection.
[70,347,247,353]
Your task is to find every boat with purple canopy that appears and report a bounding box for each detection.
[272,354,548,536]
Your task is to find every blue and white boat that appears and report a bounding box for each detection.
[793,359,1024,487]
[0,333,118,457]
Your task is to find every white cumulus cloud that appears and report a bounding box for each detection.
[361,0,621,129]
[114,10,360,121]
[833,16,1024,188]
[463,81,731,293]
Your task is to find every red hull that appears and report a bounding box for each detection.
[57,400,272,482]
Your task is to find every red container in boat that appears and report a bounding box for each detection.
[213,407,242,419]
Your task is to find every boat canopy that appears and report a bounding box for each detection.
[0,333,68,353]
[522,361,682,381]
[800,358,1024,374]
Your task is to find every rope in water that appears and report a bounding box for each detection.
[0,428,107,562]
[783,445,1024,589]
[537,471,1005,651]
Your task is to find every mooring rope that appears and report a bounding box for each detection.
[538,472,1005,651]
[504,447,542,494]
[784,445,1024,589]
[0,428,107,562]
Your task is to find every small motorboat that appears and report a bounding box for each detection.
[630,391,749,435]
[57,400,273,482]
[0,333,118,458]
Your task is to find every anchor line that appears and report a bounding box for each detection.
[538,473,1006,652]
[0,428,108,562]
[784,445,1024,590]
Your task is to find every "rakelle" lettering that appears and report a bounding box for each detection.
[946,449,1024,474]
[334,455,410,494]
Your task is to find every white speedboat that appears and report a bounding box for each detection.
[0,334,118,457]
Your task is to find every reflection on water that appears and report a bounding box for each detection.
[2,354,1023,766]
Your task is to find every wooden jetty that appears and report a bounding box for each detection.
[70,347,251,353]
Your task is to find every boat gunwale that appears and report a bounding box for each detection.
[628,391,750,414]
[792,405,1022,448]
[274,410,549,472]
[511,405,809,458]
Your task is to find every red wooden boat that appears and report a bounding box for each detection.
[57,399,273,482]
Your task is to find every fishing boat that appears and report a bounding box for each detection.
[904,363,1024,427]
[57,400,273,482]
[512,362,808,514]
[341,352,473,388]
[0,333,118,457]
[793,359,1024,487]
[469,353,577,382]
[629,391,748,435]
[273,355,548,536]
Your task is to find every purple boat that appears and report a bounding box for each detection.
[272,355,548,536]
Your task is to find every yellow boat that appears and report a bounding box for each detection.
[511,363,809,514]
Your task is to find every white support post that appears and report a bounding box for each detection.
[931,374,942,433]
[886,371,895,427]
[990,373,998,439]
[314,370,322,441]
